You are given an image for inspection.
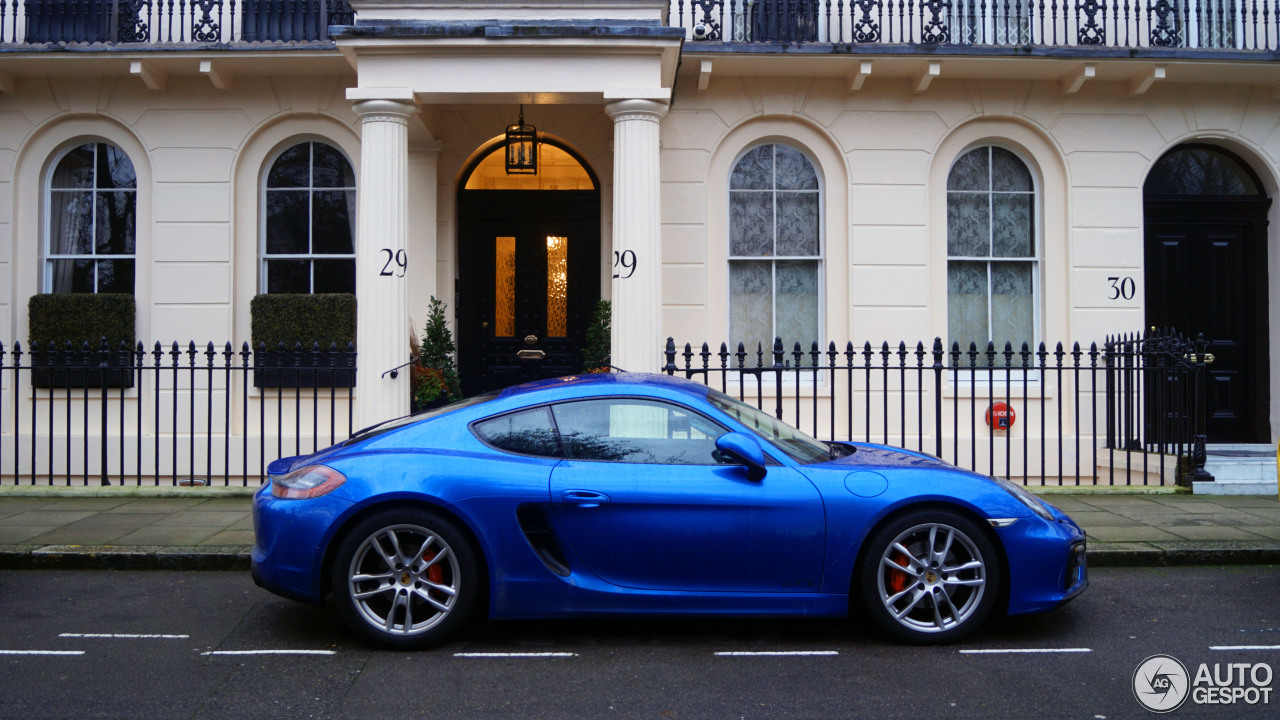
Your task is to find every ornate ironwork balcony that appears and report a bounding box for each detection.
[673,0,1280,51]
[2,0,354,45]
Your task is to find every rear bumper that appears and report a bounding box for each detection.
[250,484,353,605]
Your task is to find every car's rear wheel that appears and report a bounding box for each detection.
[857,509,999,644]
[331,508,479,649]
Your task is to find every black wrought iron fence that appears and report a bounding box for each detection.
[0,339,356,487]
[663,328,1214,486]
[3,0,354,44]
[674,0,1280,51]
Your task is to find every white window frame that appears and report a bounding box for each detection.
[726,141,825,361]
[945,143,1042,378]
[258,140,357,294]
[43,141,138,294]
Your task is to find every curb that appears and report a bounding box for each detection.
[0,545,251,571]
[1086,541,1280,567]
[2,543,1277,572]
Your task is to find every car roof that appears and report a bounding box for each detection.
[494,372,713,403]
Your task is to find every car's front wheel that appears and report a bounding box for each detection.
[331,508,479,649]
[857,509,1000,644]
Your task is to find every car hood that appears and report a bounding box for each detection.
[820,442,958,471]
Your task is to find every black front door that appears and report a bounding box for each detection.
[457,191,600,395]
[1144,198,1271,443]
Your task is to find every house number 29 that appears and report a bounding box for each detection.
[1107,276,1135,300]
[613,250,636,279]
[380,249,407,278]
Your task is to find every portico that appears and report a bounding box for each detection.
[333,0,683,425]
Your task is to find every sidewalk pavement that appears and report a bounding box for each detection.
[0,487,1278,571]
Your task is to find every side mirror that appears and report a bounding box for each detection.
[715,432,767,482]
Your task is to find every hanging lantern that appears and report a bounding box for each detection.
[505,106,538,175]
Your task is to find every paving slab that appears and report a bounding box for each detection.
[1162,526,1279,541]
[150,511,250,527]
[1119,512,1272,527]
[1085,526,1185,543]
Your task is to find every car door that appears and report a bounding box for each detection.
[547,397,826,593]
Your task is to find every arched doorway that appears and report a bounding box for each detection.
[1144,144,1272,443]
[456,139,601,395]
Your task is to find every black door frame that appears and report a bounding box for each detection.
[455,141,602,395]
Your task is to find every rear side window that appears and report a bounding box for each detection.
[473,407,561,458]
[549,398,726,465]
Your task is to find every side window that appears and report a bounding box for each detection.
[550,399,726,465]
[262,141,356,293]
[473,407,560,457]
[45,142,137,293]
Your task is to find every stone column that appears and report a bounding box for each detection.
[605,95,669,374]
[349,89,416,430]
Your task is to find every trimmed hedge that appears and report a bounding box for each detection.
[28,293,136,349]
[250,294,357,388]
[28,293,137,389]
[250,293,357,350]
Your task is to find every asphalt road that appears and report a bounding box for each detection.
[0,566,1278,719]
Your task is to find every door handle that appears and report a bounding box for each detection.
[560,490,610,507]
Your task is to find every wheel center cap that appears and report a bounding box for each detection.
[925,571,939,584]
[400,572,412,585]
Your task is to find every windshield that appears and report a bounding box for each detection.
[707,390,832,464]
[347,391,501,443]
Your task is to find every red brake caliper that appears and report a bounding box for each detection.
[886,551,911,594]
[422,549,444,585]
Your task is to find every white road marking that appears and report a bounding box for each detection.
[453,652,579,658]
[60,633,189,639]
[201,650,335,656]
[0,650,85,656]
[959,648,1092,654]
[714,651,840,657]
[1210,645,1280,651]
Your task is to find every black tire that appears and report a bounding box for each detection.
[330,508,480,649]
[856,509,1000,644]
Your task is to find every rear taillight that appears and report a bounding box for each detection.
[270,465,346,499]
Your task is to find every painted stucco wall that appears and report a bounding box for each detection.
[659,68,1280,436]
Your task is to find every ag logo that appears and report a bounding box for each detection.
[1134,654,1190,713]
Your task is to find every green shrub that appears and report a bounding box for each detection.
[411,297,462,408]
[250,293,356,350]
[28,293,135,349]
[582,299,611,372]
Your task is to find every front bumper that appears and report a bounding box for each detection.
[250,484,354,604]
[999,499,1089,615]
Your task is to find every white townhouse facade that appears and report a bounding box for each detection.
[1,0,1279,485]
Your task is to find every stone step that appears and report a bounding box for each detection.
[1196,444,1279,496]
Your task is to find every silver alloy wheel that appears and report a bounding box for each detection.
[347,523,461,637]
[875,522,987,634]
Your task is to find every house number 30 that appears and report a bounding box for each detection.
[380,249,407,278]
[1107,276,1135,300]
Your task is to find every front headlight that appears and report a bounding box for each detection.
[993,477,1054,521]
[270,464,346,499]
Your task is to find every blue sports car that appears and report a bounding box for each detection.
[252,373,1087,647]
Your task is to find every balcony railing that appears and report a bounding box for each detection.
[0,0,354,45]
[672,0,1280,51]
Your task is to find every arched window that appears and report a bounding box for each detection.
[946,145,1038,356]
[45,142,137,293]
[1145,145,1263,197]
[261,141,356,293]
[728,143,821,351]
